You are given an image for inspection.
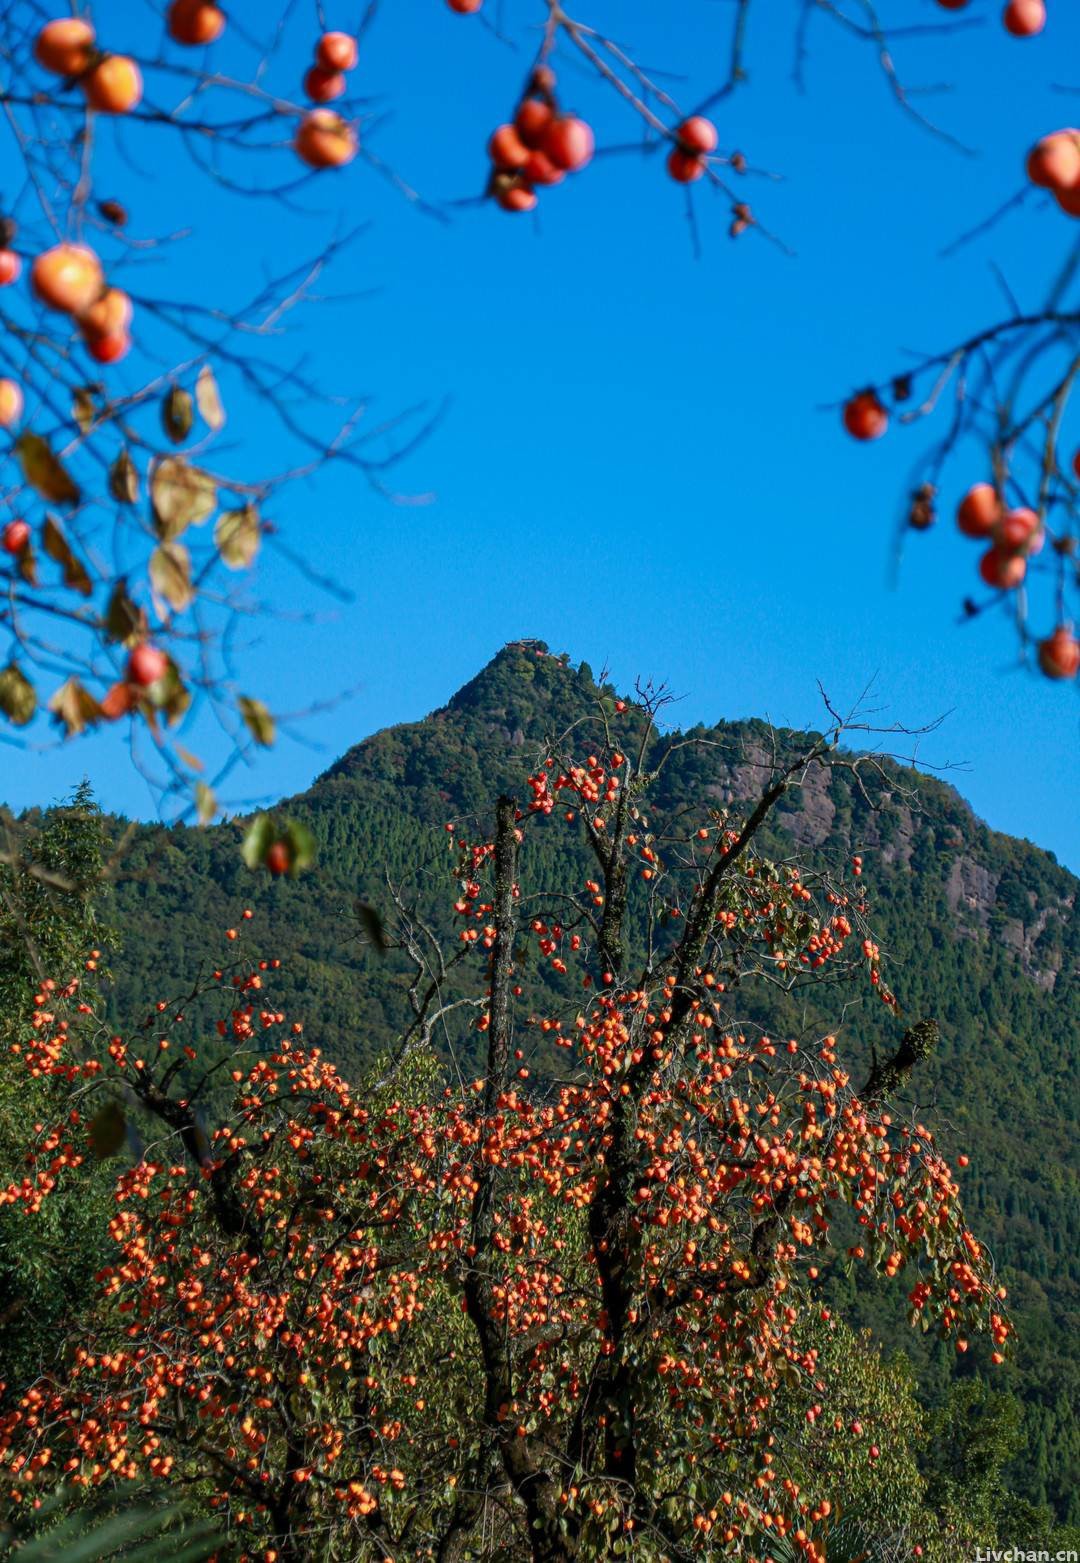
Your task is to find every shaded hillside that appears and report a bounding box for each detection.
[58,642,1080,1520]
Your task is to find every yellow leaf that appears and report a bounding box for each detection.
[196,364,225,431]
[16,433,79,506]
[149,542,194,612]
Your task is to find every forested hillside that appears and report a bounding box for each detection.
[48,642,1080,1522]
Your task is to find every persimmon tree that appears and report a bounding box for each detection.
[2,0,1075,846]
[0,689,1009,1561]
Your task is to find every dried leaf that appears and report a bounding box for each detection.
[150,457,216,540]
[163,385,194,444]
[196,364,225,431]
[215,504,260,570]
[42,515,92,596]
[49,677,105,736]
[175,744,204,773]
[88,1101,126,1160]
[104,580,144,644]
[238,696,275,747]
[147,661,191,727]
[109,447,139,505]
[195,780,216,824]
[16,544,38,587]
[72,386,96,435]
[16,432,79,506]
[241,813,275,869]
[0,663,36,726]
[149,542,194,612]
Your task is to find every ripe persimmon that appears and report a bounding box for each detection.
[1037,627,1080,679]
[304,66,345,102]
[266,841,291,876]
[1026,132,1080,191]
[995,506,1040,551]
[668,149,705,183]
[956,482,1000,538]
[315,32,358,72]
[496,181,537,213]
[34,18,95,76]
[1,519,30,554]
[0,379,24,428]
[294,110,357,169]
[32,244,103,314]
[677,116,718,154]
[0,250,21,286]
[516,99,554,149]
[489,124,529,171]
[127,644,168,686]
[1053,183,1080,218]
[78,286,132,339]
[542,116,594,172]
[523,150,564,186]
[167,0,226,44]
[1003,0,1045,35]
[979,546,1026,589]
[843,391,888,441]
[85,330,131,364]
[82,55,144,114]
[447,0,483,11]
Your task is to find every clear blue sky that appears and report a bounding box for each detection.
[5,1,1080,869]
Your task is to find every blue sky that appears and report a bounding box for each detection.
[5,1,1080,869]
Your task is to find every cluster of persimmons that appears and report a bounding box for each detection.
[0,711,1008,1560]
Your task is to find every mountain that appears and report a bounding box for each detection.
[48,641,1080,1520]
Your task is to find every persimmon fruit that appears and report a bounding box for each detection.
[31,244,104,314]
[34,18,95,76]
[496,182,537,213]
[668,149,705,183]
[447,0,483,11]
[167,0,226,45]
[995,506,1040,551]
[0,251,21,286]
[516,98,554,149]
[1003,0,1045,35]
[956,482,999,538]
[304,66,345,102]
[1037,627,1080,679]
[489,124,529,171]
[82,55,144,114]
[78,286,133,339]
[843,391,888,441]
[1026,132,1080,191]
[523,150,564,186]
[127,644,169,687]
[979,546,1026,589]
[86,330,131,364]
[294,110,357,169]
[266,841,291,876]
[315,32,357,72]
[1,519,30,554]
[542,116,595,172]
[0,379,24,428]
[677,116,718,154]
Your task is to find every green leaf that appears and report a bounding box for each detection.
[108,446,139,504]
[163,384,194,444]
[283,817,317,873]
[149,542,194,612]
[196,363,225,430]
[150,456,216,540]
[88,1101,126,1160]
[214,504,260,569]
[42,514,93,596]
[238,695,275,747]
[0,663,36,726]
[16,432,80,506]
[241,813,275,869]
